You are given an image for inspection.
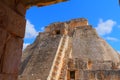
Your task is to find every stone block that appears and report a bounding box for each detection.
[45,27,50,32]
[16,3,26,16]
[0,3,8,28]
[96,71,104,80]
[2,0,15,8]
[0,73,17,80]
[0,28,7,59]
[88,72,95,80]
[0,2,26,38]
[2,34,23,74]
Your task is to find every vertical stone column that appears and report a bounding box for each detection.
[0,0,26,80]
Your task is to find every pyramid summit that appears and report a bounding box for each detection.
[19,18,120,80]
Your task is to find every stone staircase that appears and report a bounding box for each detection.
[47,35,69,80]
[59,46,72,80]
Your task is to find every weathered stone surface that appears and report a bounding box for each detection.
[0,1,26,38]
[0,28,7,60]
[0,1,26,80]
[19,33,61,80]
[16,2,26,16]
[21,0,67,8]
[45,22,68,35]
[68,18,88,28]
[2,0,16,9]
[0,73,18,80]
[19,18,120,79]
[2,35,23,74]
[0,3,8,28]
[0,1,25,80]
[0,0,67,80]
[72,25,120,64]
[81,70,120,80]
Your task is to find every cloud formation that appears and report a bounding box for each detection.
[95,19,116,36]
[40,27,45,32]
[105,36,119,42]
[118,51,120,54]
[23,43,30,50]
[25,20,38,38]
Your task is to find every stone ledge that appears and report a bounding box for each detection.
[21,0,67,8]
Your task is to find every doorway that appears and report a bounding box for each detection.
[70,71,75,80]
[55,30,61,35]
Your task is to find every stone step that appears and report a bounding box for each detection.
[59,48,63,52]
[61,44,64,48]
[56,56,61,60]
[62,41,65,45]
[48,36,69,80]
[62,39,66,43]
[55,60,61,65]
[58,52,62,56]
[53,66,58,71]
[50,77,56,80]
[52,71,57,77]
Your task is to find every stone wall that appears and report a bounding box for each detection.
[0,0,67,80]
[91,61,113,70]
[0,1,26,80]
[79,70,120,80]
[18,18,120,80]
[19,33,62,80]
[45,22,67,35]
[45,18,89,37]
[72,25,120,63]
[68,18,88,28]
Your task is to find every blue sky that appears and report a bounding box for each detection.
[24,0,120,53]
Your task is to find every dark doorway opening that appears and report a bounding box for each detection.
[70,71,75,80]
[56,30,60,35]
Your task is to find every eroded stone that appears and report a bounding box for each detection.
[0,73,18,80]
[2,34,23,74]
[0,28,7,60]
[0,2,26,38]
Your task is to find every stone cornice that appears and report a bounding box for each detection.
[21,0,67,9]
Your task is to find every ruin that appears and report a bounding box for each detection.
[19,18,120,80]
[0,0,66,80]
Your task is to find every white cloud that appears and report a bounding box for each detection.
[118,51,120,54]
[95,19,116,36]
[105,36,119,41]
[25,20,38,38]
[40,27,45,32]
[23,43,30,50]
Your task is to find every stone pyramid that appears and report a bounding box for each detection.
[19,18,120,80]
